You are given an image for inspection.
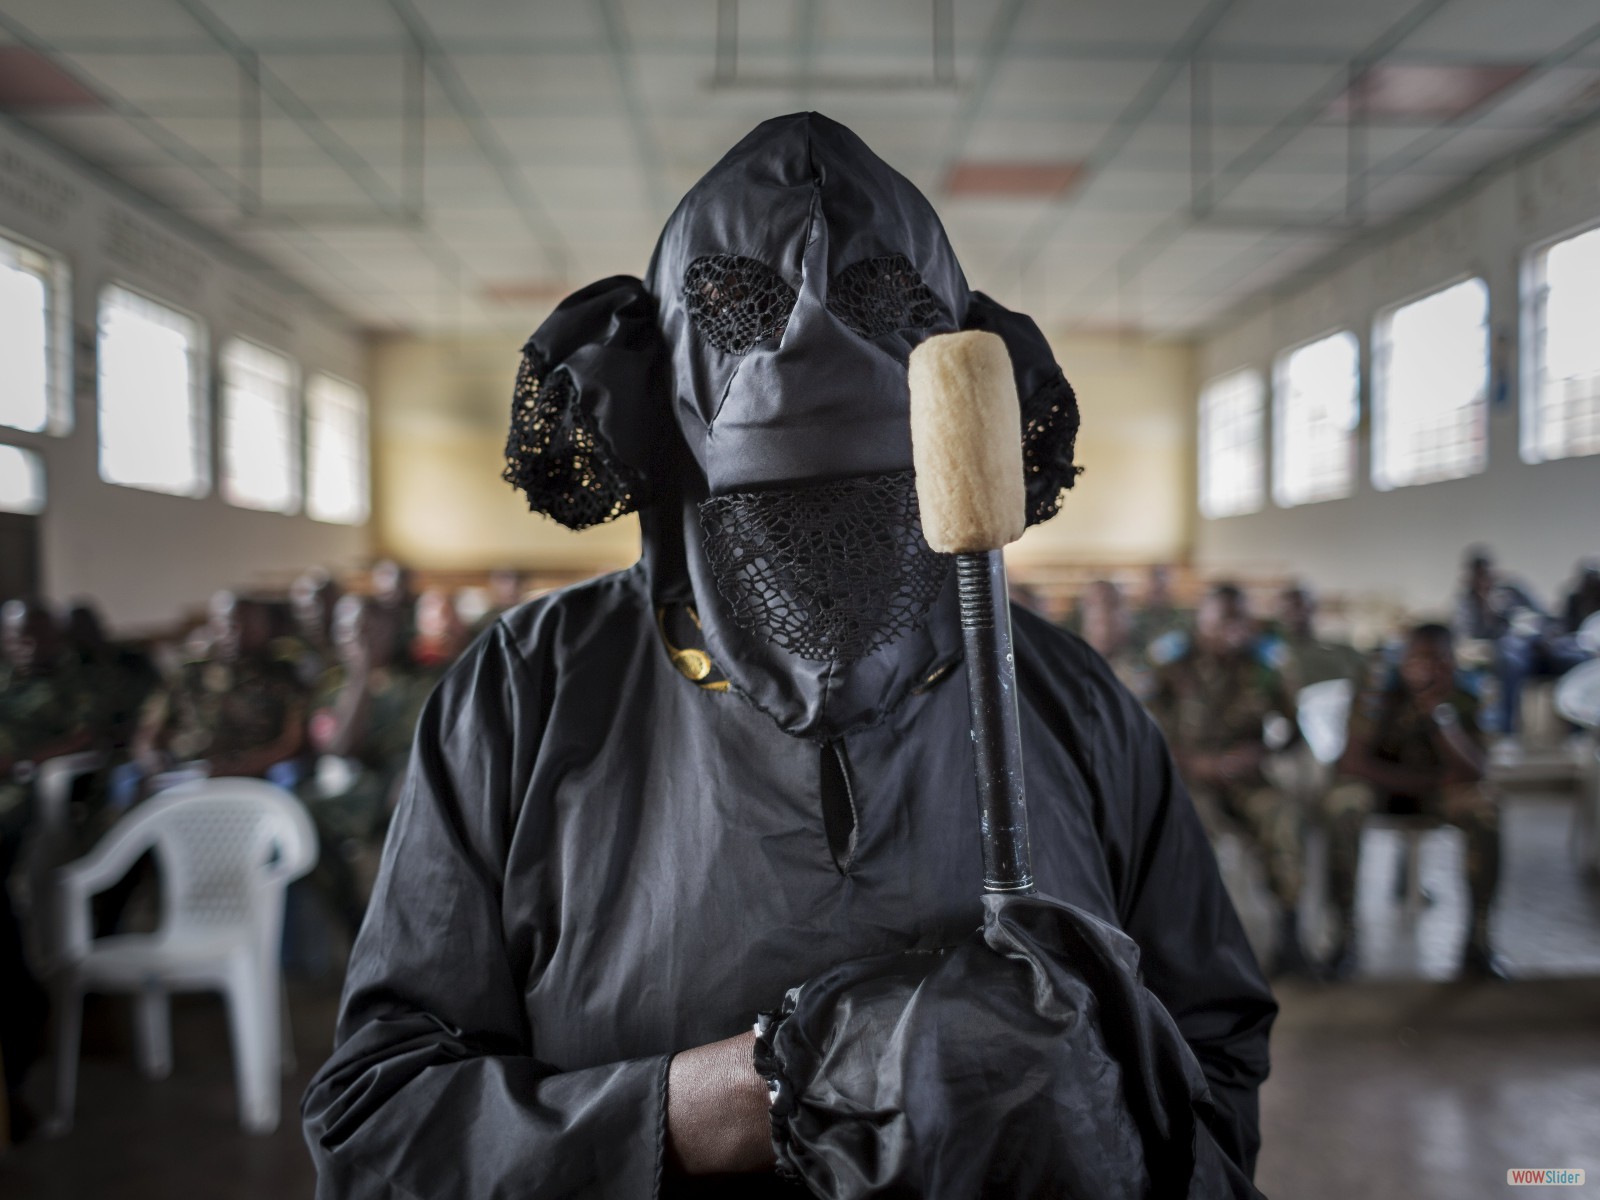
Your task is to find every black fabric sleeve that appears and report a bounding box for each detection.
[300,622,672,1199]
[1103,668,1277,1178]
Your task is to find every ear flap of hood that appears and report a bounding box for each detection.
[503,274,671,531]
[962,291,1082,528]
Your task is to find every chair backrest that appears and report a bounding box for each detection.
[1297,678,1355,766]
[1554,659,1600,731]
[22,752,107,971]
[89,778,317,940]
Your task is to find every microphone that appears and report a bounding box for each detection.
[909,331,1034,895]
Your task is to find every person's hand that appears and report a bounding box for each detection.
[665,1029,775,1176]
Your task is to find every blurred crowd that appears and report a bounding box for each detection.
[0,560,532,1138]
[1,547,1597,1139]
[1059,549,1600,987]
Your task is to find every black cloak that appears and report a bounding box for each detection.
[302,113,1276,1198]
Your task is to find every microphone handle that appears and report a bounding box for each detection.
[954,550,1035,895]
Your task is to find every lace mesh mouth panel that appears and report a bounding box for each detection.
[826,254,950,340]
[502,347,645,530]
[684,254,799,355]
[1021,370,1083,527]
[699,470,950,663]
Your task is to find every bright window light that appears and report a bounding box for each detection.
[1198,368,1265,519]
[1274,331,1359,507]
[221,338,299,513]
[98,284,208,497]
[0,231,68,435]
[1372,277,1488,490]
[1526,225,1600,463]
[306,373,368,525]
[0,444,45,515]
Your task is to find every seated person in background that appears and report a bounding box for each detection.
[0,599,100,1133]
[1,601,101,787]
[63,602,157,751]
[130,591,307,789]
[1148,583,1310,976]
[1562,560,1600,635]
[1323,623,1505,980]
[369,559,418,667]
[286,567,344,688]
[1453,546,1585,738]
[1274,583,1367,690]
[1132,563,1190,653]
[410,588,470,673]
[303,595,435,938]
[1078,579,1152,701]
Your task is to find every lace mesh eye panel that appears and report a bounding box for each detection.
[502,347,645,530]
[1020,370,1082,527]
[683,254,798,355]
[826,255,951,340]
[699,470,950,663]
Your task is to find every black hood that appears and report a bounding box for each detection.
[504,112,1080,738]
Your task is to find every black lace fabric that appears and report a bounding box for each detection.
[699,470,950,663]
[826,255,949,339]
[1020,371,1082,526]
[502,348,644,530]
[683,254,798,354]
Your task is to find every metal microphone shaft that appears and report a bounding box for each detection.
[955,551,1034,894]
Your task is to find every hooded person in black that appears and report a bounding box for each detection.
[302,113,1276,1198]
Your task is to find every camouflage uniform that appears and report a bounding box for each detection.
[1322,682,1499,933]
[73,644,158,749]
[142,651,305,771]
[0,656,101,833]
[1148,641,1303,908]
[300,664,435,936]
[1277,634,1367,691]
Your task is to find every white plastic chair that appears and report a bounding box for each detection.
[1554,658,1600,872]
[1295,678,1354,767]
[49,778,317,1135]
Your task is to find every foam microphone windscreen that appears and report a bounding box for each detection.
[908,330,1026,554]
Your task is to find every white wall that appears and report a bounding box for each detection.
[0,116,371,633]
[1194,117,1600,617]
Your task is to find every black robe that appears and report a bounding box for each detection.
[300,554,1276,1197]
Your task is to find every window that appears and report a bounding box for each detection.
[97,284,208,497]
[1273,331,1359,507]
[0,231,69,435]
[221,338,299,513]
[0,444,45,514]
[306,373,368,524]
[1198,368,1265,518]
[1372,277,1488,490]
[1525,224,1600,463]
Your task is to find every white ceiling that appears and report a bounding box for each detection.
[4,0,1600,337]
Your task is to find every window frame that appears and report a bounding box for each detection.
[305,371,370,526]
[1271,328,1361,509]
[0,443,47,516]
[1521,219,1600,465]
[1197,366,1267,520]
[0,226,73,437]
[219,335,302,515]
[95,281,211,499]
[1370,274,1490,492]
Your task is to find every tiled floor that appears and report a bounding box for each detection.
[3,788,1597,1199]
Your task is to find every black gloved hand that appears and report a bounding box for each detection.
[754,893,1262,1200]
